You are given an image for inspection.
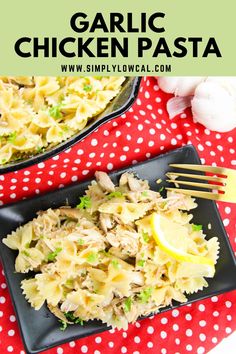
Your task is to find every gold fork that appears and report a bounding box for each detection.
[166,164,236,203]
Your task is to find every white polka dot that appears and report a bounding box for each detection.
[35,178,41,184]
[134,336,141,343]
[94,336,101,344]
[137,137,143,144]
[77,149,84,155]
[186,329,193,337]
[212,337,218,343]
[94,351,100,354]
[120,155,127,162]
[172,309,179,317]
[173,324,179,331]
[108,342,114,348]
[198,304,205,311]
[57,348,63,354]
[225,301,232,308]
[147,341,153,348]
[211,296,218,303]
[185,314,192,321]
[160,331,167,339]
[135,322,141,328]
[123,146,129,152]
[91,139,98,146]
[107,163,113,170]
[82,170,89,176]
[161,349,167,354]
[161,317,168,325]
[7,347,13,353]
[89,152,96,158]
[147,326,154,334]
[160,134,166,141]
[198,144,204,151]
[226,327,232,334]
[0,296,6,303]
[213,311,219,317]
[171,138,177,145]
[60,172,66,179]
[138,124,143,131]
[199,333,206,342]
[81,345,88,353]
[8,329,15,336]
[1,283,6,289]
[38,162,45,168]
[175,338,180,345]
[69,341,75,348]
[227,315,232,321]
[149,128,155,135]
[126,134,131,141]
[225,207,231,214]
[186,344,192,351]
[104,130,109,136]
[0,311,3,317]
[10,315,16,322]
[214,324,219,331]
[223,218,229,226]
[197,347,205,354]
[199,320,206,327]
[10,193,16,199]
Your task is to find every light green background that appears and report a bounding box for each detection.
[0,0,235,75]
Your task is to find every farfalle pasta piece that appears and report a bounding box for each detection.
[98,202,153,224]
[21,278,45,310]
[36,273,63,306]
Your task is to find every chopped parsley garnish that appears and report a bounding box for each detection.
[46,247,62,262]
[158,186,164,193]
[142,231,150,243]
[22,250,30,257]
[86,252,98,263]
[36,146,44,153]
[1,158,6,164]
[111,259,121,269]
[192,224,203,231]
[107,191,123,199]
[25,242,30,248]
[138,287,153,303]
[59,320,68,331]
[124,297,132,312]
[78,238,84,245]
[64,312,84,325]
[83,84,92,92]
[49,104,63,119]
[76,196,92,209]
[141,191,149,197]
[137,259,145,267]
[7,132,17,143]
[65,279,74,287]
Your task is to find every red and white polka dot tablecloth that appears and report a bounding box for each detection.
[0,77,235,354]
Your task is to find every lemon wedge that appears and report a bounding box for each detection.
[151,213,215,277]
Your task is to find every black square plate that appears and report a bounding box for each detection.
[0,145,235,354]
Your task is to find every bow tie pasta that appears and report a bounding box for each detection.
[3,172,219,330]
[0,76,125,165]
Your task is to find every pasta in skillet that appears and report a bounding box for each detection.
[3,172,219,330]
[0,76,125,164]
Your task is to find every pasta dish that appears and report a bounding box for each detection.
[0,76,125,165]
[3,172,219,330]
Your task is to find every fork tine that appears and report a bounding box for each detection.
[166,172,226,184]
[166,179,225,191]
[169,164,227,175]
[166,188,221,201]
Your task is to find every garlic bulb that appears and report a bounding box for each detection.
[192,80,236,132]
[158,77,206,96]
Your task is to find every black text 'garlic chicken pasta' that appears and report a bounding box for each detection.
[3,172,219,330]
[0,76,125,165]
